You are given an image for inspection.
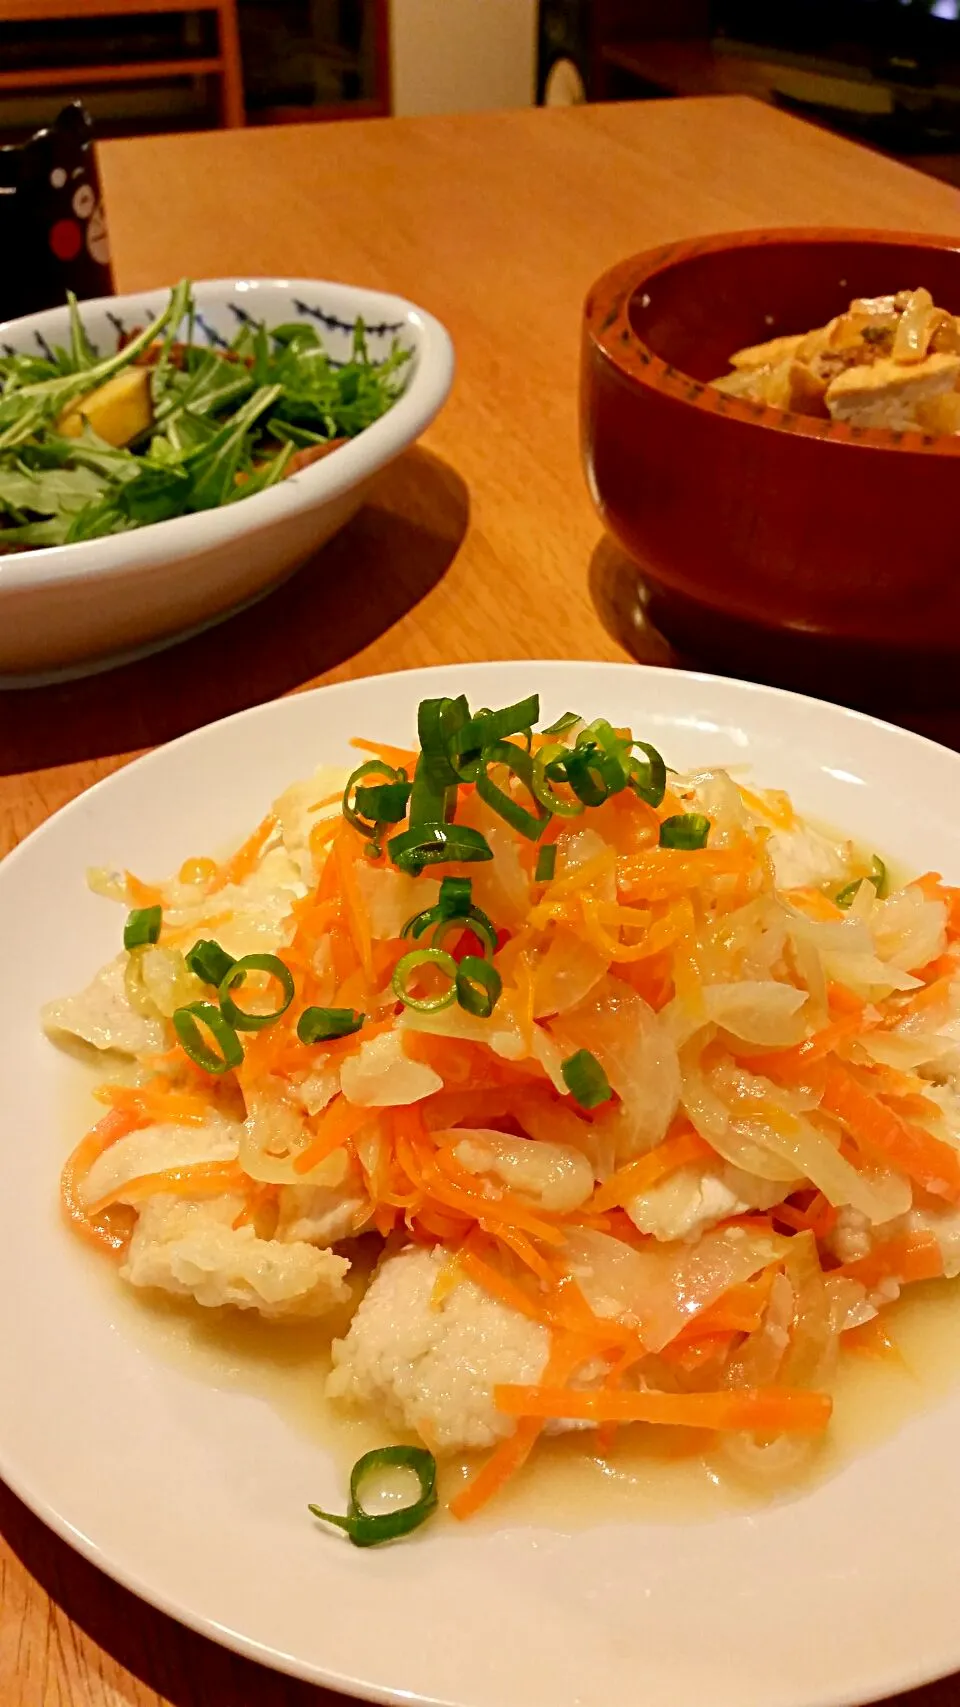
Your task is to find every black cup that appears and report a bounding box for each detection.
[0,101,114,325]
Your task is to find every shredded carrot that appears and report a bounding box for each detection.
[590,1126,712,1213]
[449,1336,588,1520]
[494,1384,833,1433]
[125,872,163,908]
[350,736,418,770]
[95,1079,213,1126]
[60,1106,144,1252]
[85,1160,247,1218]
[211,811,277,892]
[333,832,374,980]
[293,1095,375,1174]
[836,1229,944,1289]
[785,887,843,922]
[823,1065,960,1204]
[459,1248,551,1325]
[842,1317,903,1362]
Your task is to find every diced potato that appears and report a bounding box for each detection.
[57,366,153,448]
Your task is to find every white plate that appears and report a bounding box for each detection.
[3,659,960,1707]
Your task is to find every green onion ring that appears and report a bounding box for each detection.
[535,844,557,883]
[297,1006,365,1043]
[659,813,711,850]
[185,937,236,987]
[123,905,162,950]
[456,955,502,1018]
[308,1445,438,1547]
[392,946,458,1012]
[540,711,581,737]
[343,760,403,839]
[476,740,550,841]
[561,1047,612,1109]
[387,823,493,874]
[627,740,667,808]
[353,780,411,824]
[530,743,584,817]
[218,953,296,1031]
[173,1002,244,1074]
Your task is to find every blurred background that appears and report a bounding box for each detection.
[3,1,960,186]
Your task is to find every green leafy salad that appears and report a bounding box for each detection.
[0,279,411,551]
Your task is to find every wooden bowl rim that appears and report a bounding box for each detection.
[583,226,960,457]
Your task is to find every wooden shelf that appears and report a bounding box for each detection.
[0,56,223,90]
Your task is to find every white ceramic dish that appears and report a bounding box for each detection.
[0,278,454,682]
[3,659,960,1707]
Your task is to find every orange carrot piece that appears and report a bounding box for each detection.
[333,833,374,980]
[590,1126,713,1213]
[212,812,277,892]
[350,736,418,770]
[842,1317,903,1362]
[292,1095,374,1174]
[85,1160,246,1218]
[60,1106,143,1252]
[459,1249,551,1326]
[837,1229,944,1288]
[494,1384,832,1433]
[823,1065,960,1205]
[449,1337,587,1520]
[125,872,163,908]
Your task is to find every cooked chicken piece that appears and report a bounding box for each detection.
[825,352,960,432]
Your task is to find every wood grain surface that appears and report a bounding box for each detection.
[3,96,960,1706]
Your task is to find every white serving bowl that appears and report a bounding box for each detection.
[0,277,454,682]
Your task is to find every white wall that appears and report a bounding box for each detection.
[391,0,538,117]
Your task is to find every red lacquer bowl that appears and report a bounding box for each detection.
[582,229,960,669]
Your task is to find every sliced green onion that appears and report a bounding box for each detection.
[535,844,557,883]
[218,952,295,1031]
[124,905,162,950]
[659,813,711,850]
[530,743,585,818]
[451,694,540,769]
[185,937,236,987]
[476,740,550,841]
[407,751,453,827]
[433,910,498,957]
[836,855,887,909]
[343,760,403,839]
[353,781,411,824]
[173,1002,244,1074]
[308,1445,438,1548]
[540,711,581,737]
[561,1048,612,1109]
[438,875,472,917]
[392,947,458,1011]
[627,740,667,808]
[297,1006,365,1043]
[402,892,498,957]
[417,695,469,791]
[456,955,502,1018]
[563,741,624,807]
[387,823,493,874]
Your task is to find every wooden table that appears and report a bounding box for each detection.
[3,94,960,1707]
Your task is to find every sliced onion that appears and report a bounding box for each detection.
[353,864,441,941]
[551,976,681,1164]
[340,1030,442,1107]
[400,1003,526,1060]
[563,1224,789,1353]
[703,980,808,1046]
[531,929,609,1018]
[872,889,947,975]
